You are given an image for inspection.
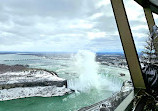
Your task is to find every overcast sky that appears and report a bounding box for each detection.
[0,0,157,52]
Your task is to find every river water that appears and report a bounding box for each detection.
[0,51,130,111]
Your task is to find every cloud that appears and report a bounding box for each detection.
[87,31,106,40]
[0,0,153,52]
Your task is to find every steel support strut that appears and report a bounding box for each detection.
[144,8,155,33]
[110,0,146,89]
[144,8,158,55]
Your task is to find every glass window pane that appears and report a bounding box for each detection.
[0,0,132,110]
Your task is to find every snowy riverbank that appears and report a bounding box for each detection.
[0,64,72,101]
[0,86,71,101]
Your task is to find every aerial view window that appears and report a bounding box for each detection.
[0,0,158,111]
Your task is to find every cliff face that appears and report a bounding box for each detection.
[0,64,71,101]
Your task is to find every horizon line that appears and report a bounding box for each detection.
[0,51,143,54]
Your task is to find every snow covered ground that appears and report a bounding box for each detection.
[0,69,64,84]
[0,69,72,101]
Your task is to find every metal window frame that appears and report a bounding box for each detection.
[110,0,157,110]
[110,0,146,89]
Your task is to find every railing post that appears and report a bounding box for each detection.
[110,0,146,89]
